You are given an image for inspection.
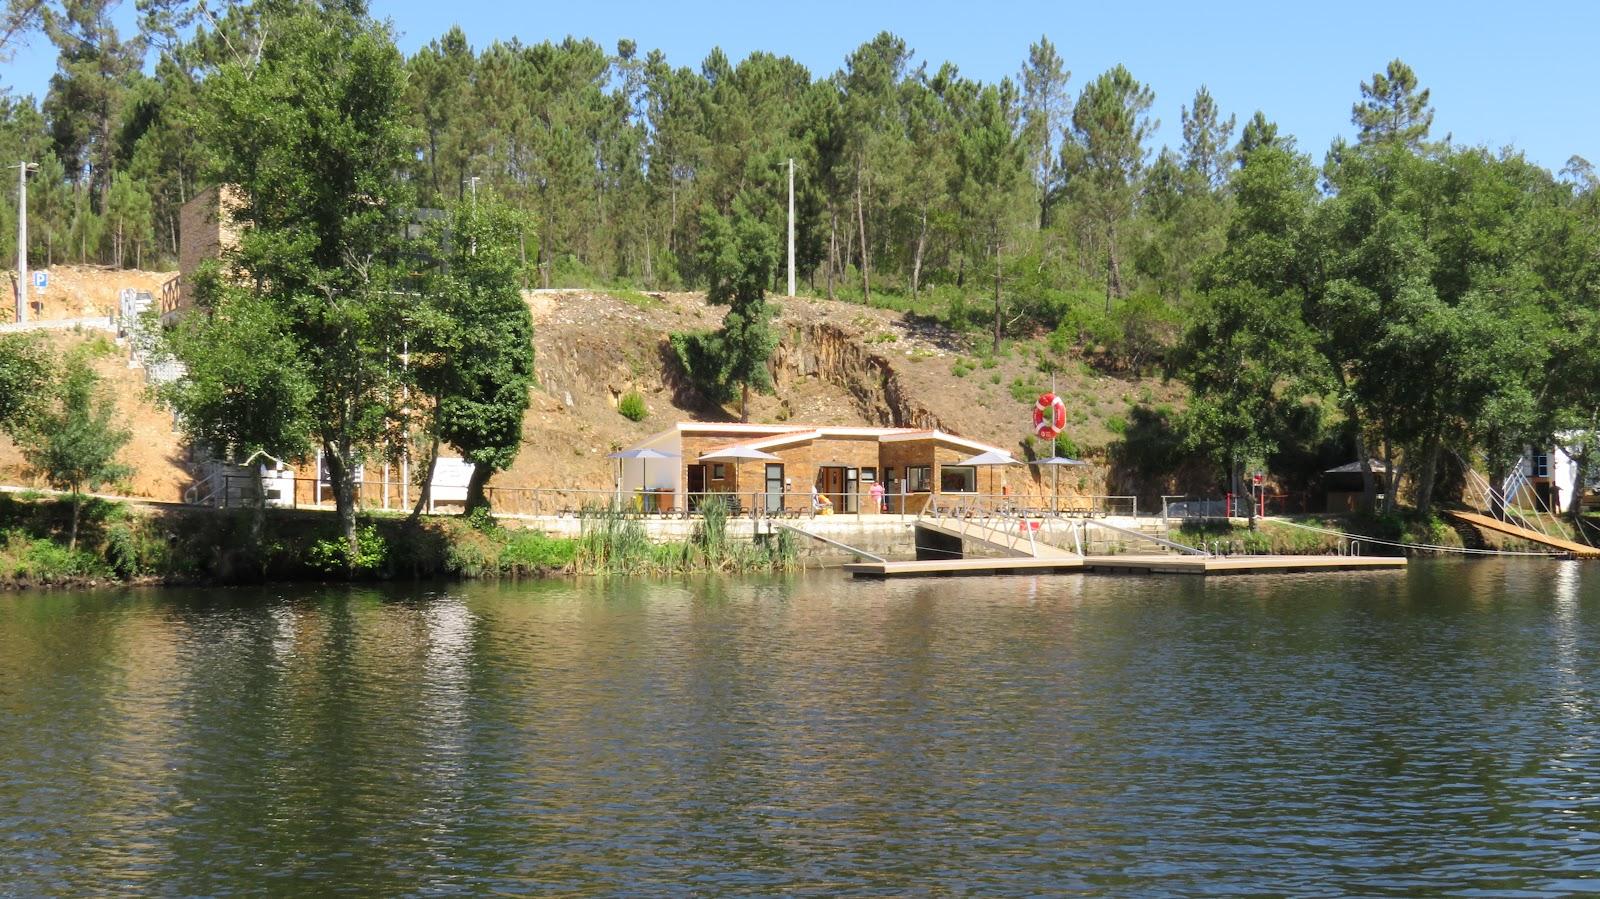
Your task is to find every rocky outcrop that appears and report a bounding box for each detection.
[771,321,943,431]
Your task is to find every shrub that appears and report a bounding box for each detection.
[307,524,388,576]
[104,523,144,578]
[618,390,648,422]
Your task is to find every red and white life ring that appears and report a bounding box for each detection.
[1033,392,1067,440]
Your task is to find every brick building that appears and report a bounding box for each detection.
[618,422,1015,515]
[163,184,244,322]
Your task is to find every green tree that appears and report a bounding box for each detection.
[1017,35,1069,226]
[0,333,49,429]
[1352,59,1433,150]
[405,25,477,207]
[0,0,50,76]
[410,193,536,516]
[1173,285,1320,521]
[695,203,779,421]
[1235,110,1293,165]
[157,263,315,551]
[194,2,416,560]
[952,78,1029,351]
[1180,85,1235,190]
[835,32,911,302]
[23,354,131,550]
[42,0,144,209]
[1064,65,1156,306]
[103,169,152,267]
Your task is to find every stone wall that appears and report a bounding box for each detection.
[176,185,243,314]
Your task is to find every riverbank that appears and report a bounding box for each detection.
[5,490,1588,590]
[0,494,798,589]
[1175,511,1583,556]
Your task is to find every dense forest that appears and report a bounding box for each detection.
[3,0,1599,521]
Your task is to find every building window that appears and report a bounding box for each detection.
[1533,452,1550,479]
[712,463,725,480]
[940,465,977,493]
[861,467,877,482]
[907,466,932,492]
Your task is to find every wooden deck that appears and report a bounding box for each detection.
[845,553,1406,579]
[844,557,1087,577]
[1082,554,1407,575]
[1445,510,1600,558]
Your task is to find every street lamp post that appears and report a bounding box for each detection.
[10,161,38,324]
[786,158,796,298]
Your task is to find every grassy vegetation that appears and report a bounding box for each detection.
[0,492,799,588]
[1174,512,1473,556]
[571,502,798,575]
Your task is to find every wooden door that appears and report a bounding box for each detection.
[820,467,846,511]
[686,464,705,509]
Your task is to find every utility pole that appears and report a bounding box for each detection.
[11,161,37,324]
[786,158,796,298]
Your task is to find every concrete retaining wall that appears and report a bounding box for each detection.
[504,514,1171,565]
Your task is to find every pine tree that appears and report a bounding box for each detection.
[1017,35,1069,226]
[1352,59,1433,149]
[1180,86,1235,191]
[1064,65,1156,307]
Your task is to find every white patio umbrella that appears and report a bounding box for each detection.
[959,449,1022,501]
[607,447,679,509]
[700,445,783,509]
[1031,455,1090,514]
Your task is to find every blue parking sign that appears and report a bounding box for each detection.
[31,270,46,289]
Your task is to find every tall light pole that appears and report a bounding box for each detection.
[11,161,38,324]
[786,158,796,298]
[463,175,480,208]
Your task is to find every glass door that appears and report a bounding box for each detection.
[764,464,784,514]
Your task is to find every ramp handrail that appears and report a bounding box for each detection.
[1087,519,1210,556]
[772,523,887,563]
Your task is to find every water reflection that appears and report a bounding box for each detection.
[2,561,1600,893]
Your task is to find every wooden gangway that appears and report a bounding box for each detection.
[914,510,1079,559]
[845,553,1405,579]
[1445,510,1600,559]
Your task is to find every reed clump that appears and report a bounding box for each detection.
[572,502,798,575]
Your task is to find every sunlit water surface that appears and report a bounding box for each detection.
[3,560,1600,895]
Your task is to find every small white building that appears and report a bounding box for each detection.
[1513,438,1590,512]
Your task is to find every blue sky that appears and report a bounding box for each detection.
[6,0,1596,172]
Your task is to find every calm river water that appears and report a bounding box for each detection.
[3,560,1600,895]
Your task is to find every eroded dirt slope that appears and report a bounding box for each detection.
[0,278,1179,501]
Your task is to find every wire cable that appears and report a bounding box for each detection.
[1260,518,1561,553]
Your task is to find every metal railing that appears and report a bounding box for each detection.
[183,479,1144,525]
[191,474,460,512]
[922,492,1137,519]
[1162,495,1258,519]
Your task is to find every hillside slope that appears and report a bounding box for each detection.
[0,269,1181,503]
